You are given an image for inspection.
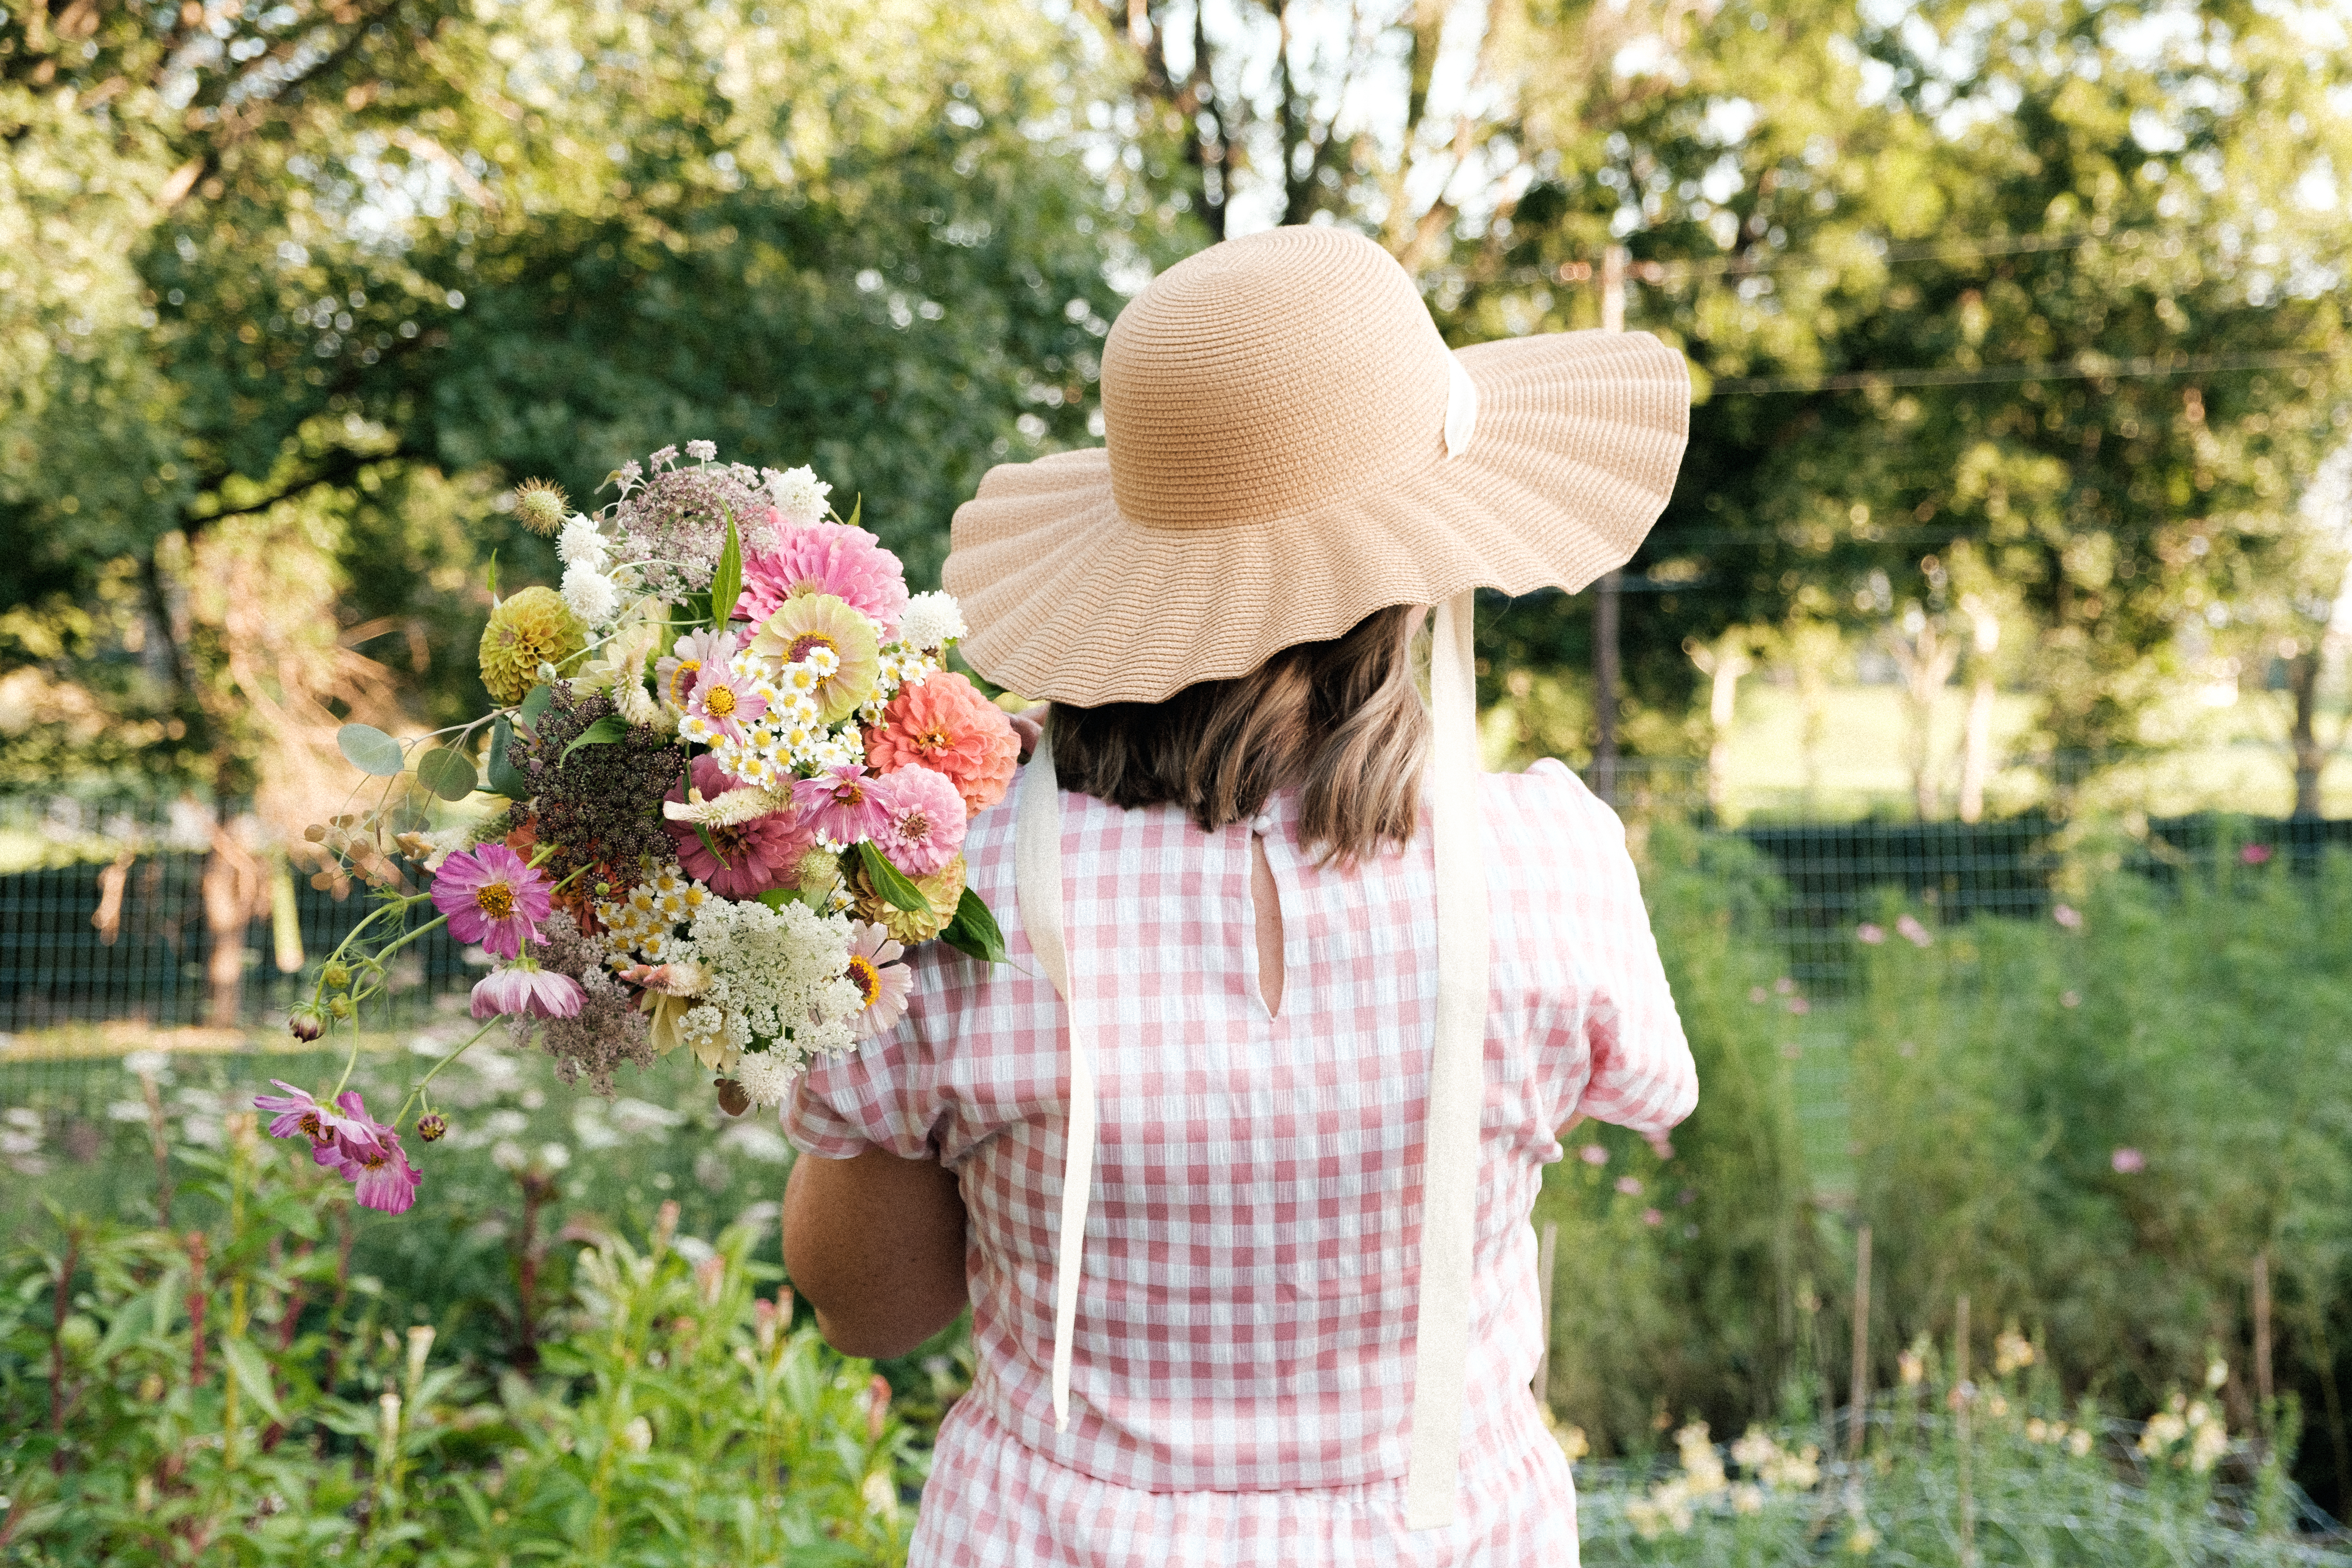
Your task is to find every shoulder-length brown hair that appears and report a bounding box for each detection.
[1046,604,1429,864]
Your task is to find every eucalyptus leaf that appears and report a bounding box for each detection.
[485,717,530,800]
[855,840,930,914]
[559,715,630,765]
[416,747,479,802]
[941,887,1008,965]
[336,723,406,777]
[709,510,744,630]
[517,684,555,733]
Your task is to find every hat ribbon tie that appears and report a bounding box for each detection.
[1444,352,1480,459]
[1010,591,1488,1531]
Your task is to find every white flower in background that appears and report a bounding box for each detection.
[898,591,966,651]
[765,464,833,526]
[562,563,620,625]
[686,439,717,462]
[557,516,610,570]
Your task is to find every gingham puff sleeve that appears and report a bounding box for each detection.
[1517,756,1698,1140]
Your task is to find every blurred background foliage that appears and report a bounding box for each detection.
[3,0,2349,832]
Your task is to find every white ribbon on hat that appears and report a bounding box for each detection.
[1013,352,1489,1531]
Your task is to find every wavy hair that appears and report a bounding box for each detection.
[1045,605,1429,864]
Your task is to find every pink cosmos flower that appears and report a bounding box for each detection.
[1856,922,1887,944]
[429,843,552,960]
[2241,843,2274,866]
[1579,1144,1609,1167]
[666,753,816,899]
[2052,903,2083,930]
[1786,995,1811,1015]
[1615,1176,1644,1197]
[2111,1146,2147,1174]
[1642,1208,1665,1227]
[1896,914,1934,948]
[845,921,915,1039]
[682,659,766,746]
[873,765,967,877]
[654,626,739,710]
[471,964,586,1020]
[739,522,909,632]
[790,762,893,846]
[254,1080,372,1156]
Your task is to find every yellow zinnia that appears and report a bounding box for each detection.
[747,592,880,722]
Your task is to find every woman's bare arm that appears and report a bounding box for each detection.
[782,1144,971,1359]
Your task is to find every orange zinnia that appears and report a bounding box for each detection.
[865,672,1019,816]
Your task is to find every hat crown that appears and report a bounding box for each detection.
[1101,227,1451,531]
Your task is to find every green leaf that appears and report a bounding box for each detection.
[695,822,732,869]
[855,840,929,913]
[336,723,406,777]
[940,887,1008,964]
[485,548,499,601]
[516,684,554,733]
[709,510,743,630]
[415,747,479,802]
[845,493,861,530]
[485,717,530,801]
[220,1334,287,1425]
[559,715,629,765]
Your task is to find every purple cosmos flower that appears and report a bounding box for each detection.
[471,964,587,1020]
[790,762,893,845]
[254,1081,369,1154]
[429,843,552,960]
[872,765,967,877]
[2111,1147,2147,1175]
[2241,843,2274,866]
[313,1089,420,1213]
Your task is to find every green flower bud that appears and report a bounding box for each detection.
[327,994,354,1020]
[322,960,352,991]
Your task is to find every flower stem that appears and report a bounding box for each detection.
[393,1017,501,1128]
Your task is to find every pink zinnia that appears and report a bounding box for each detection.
[845,921,914,1039]
[654,626,739,710]
[864,672,1019,816]
[790,762,893,846]
[739,522,908,632]
[429,843,552,960]
[666,754,817,898]
[873,765,967,876]
[471,964,586,1020]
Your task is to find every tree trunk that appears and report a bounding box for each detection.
[200,821,268,1029]
[2289,647,2325,819]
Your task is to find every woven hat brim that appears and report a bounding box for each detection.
[944,329,1691,706]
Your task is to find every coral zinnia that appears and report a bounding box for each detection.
[478,586,587,705]
[738,522,909,633]
[865,672,1019,816]
[747,593,880,722]
[873,765,967,876]
[429,843,553,960]
[666,753,815,899]
[845,921,914,1039]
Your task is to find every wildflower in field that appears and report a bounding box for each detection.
[2110,1146,2147,1174]
[1786,995,1811,1014]
[1775,976,1796,994]
[845,921,914,1039]
[1896,913,1933,947]
[2061,990,2080,1008]
[739,520,909,632]
[470,961,586,1020]
[2241,843,2274,866]
[864,671,1020,815]
[1616,1175,1644,1196]
[1855,921,1886,944]
[1994,1328,2035,1376]
[2052,902,2083,929]
[431,843,553,960]
[1579,1144,1608,1166]
[1643,1207,1664,1226]
[873,765,967,877]
[1748,985,1769,1004]
[1646,1133,1675,1161]
[1898,1336,1928,1387]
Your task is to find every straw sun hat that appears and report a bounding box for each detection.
[944,223,1691,705]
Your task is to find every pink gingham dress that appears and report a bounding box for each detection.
[785,756,1696,1566]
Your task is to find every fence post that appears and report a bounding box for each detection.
[2253,1249,2273,1443]
[1955,1292,1975,1568]
[1534,1219,1559,1409]
[1848,1223,1872,1457]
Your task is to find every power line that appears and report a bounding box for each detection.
[1707,346,2340,396]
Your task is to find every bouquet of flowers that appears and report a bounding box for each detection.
[255,442,1017,1212]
